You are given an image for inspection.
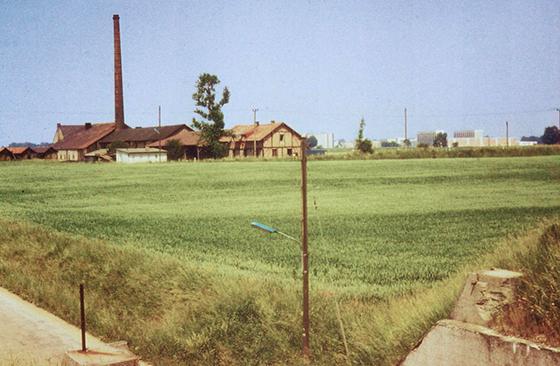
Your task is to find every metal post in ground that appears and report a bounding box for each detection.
[80,283,87,352]
[300,139,310,360]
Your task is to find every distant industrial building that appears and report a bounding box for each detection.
[417,131,438,146]
[450,130,484,147]
[483,136,519,147]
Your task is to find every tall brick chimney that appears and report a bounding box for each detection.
[113,14,126,130]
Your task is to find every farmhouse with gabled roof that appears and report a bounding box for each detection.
[219,121,303,158]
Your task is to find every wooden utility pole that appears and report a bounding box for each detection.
[506,121,509,147]
[158,106,162,162]
[252,108,259,157]
[300,139,310,360]
[404,108,408,144]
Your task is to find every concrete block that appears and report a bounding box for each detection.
[401,319,560,366]
[451,268,523,326]
[62,348,140,366]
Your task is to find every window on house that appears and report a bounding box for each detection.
[287,148,293,156]
[272,149,278,157]
[279,134,284,142]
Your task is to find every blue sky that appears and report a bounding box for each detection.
[1,0,559,145]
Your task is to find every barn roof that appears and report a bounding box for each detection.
[0,147,15,158]
[101,124,191,144]
[6,146,32,155]
[33,146,57,154]
[148,129,202,147]
[53,123,116,150]
[58,124,88,137]
[219,121,302,143]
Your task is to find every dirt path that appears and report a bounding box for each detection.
[0,287,142,365]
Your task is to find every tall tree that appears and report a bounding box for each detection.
[355,117,373,153]
[192,73,230,158]
[542,126,560,145]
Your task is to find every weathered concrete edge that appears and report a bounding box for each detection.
[438,319,560,354]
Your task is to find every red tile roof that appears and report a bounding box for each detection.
[33,146,57,154]
[53,123,116,150]
[148,130,202,147]
[0,147,15,159]
[6,147,32,155]
[58,124,87,138]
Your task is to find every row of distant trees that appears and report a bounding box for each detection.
[351,119,560,154]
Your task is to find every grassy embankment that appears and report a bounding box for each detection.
[0,157,559,364]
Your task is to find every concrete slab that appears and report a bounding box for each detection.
[0,287,147,365]
[63,349,139,366]
[451,268,523,326]
[401,319,560,366]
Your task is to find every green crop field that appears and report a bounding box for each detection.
[0,156,559,364]
[1,156,559,296]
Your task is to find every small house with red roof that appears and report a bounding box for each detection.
[33,146,58,160]
[0,147,15,161]
[6,146,37,160]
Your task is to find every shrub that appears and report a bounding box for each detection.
[165,139,183,161]
[357,139,374,154]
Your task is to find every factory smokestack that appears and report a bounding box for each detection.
[113,14,125,129]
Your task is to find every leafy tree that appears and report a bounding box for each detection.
[355,117,373,153]
[403,139,411,147]
[541,126,560,145]
[107,140,127,154]
[306,135,318,148]
[357,139,373,153]
[165,139,183,160]
[191,73,230,158]
[433,132,448,147]
[452,142,459,148]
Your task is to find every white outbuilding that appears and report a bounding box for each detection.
[116,148,167,163]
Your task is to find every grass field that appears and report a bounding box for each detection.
[0,156,559,364]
